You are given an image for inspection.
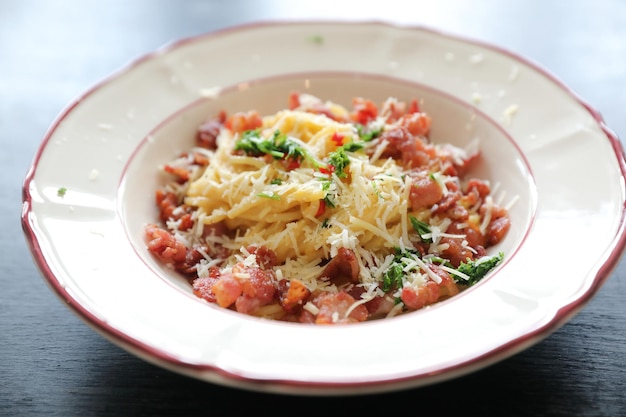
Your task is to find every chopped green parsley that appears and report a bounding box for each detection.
[457,252,504,286]
[409,216,432,243]
[356,124,383,141]
[382,248,421,292]
[235,129,324,169]
[257,192,280,200]
[308,35,324,44]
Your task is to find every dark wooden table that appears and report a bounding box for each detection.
[4,1,626,415]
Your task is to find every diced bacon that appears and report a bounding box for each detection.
[163,164,191,183]
[319,247,360,285]
[401,281,439,310]
[431,191,461,215]
[431,264,460,298]
[451,151,480,177]
[155,190,179,221]
[154,190,194,231]
[191,151,210,167]
[365,295,397,318]
[397,112,431,137]
[348,285,396,318]
[279,279,311,313]
[439,236,476,267]
[408,99,420,114]
[238,267,276,303]
[447,221,486,249]
[309,291,369,324]
[145,224,187,264]
[211,273,242,308]
[445,204,470,221]
[401,265,458,310]
[224,110,263,133]
[177,246,210,275]
[202,221,228,239]
[466,178,491,199]
[288,92,347,122]
[380,97,407,123]
[376,126,436,168]
[145,224,211,274]
[409,174,444,209]
[197,111,226,150]
[479,204,510,246]
[288,91,300,110]
[234,296,264,315]
[192,268,220,302]
[487,216,511,246]
[246,245,278,269]
[460,188,480,209]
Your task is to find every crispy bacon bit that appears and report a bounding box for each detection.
[397,112,431,137]
[320,247,360,285]
[204,262,279,314]
[224,110,263,133]
[347,285,396,318]
[163,164,191,183]
[155,190,178,221]
[308,291,369,324]
[401,265,459,310]
[440,236,477,267]
[288,92,301,110]
[235,267,276,314]
[380,97,407,123]
[488,218,510,246]
[155,190,194,231]
[380,98,421,123]
[145,224,187,264]
[431,191,461,215]
[450,151,480,177]
[377,126,436,168]
[288,92,346,122]
[197,111,226,150]
[192,267,221,302]
[247,245,278,269]
[486,208,511,246]
[191,152,210,167]
[409,174,444,209]
[177,246,209,275]
[202,221,228,239]
[145,223,214,274]
[448,221,485,249]
[212,273,242,308]
[279,279,311,313]
[466,178,491,199]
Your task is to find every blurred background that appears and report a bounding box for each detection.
[3,0,625,134]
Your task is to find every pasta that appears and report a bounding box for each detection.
[145,92,511,324]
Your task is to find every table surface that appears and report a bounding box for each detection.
[3,1,626,416]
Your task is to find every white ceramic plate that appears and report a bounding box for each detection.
[22,21,626,395]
